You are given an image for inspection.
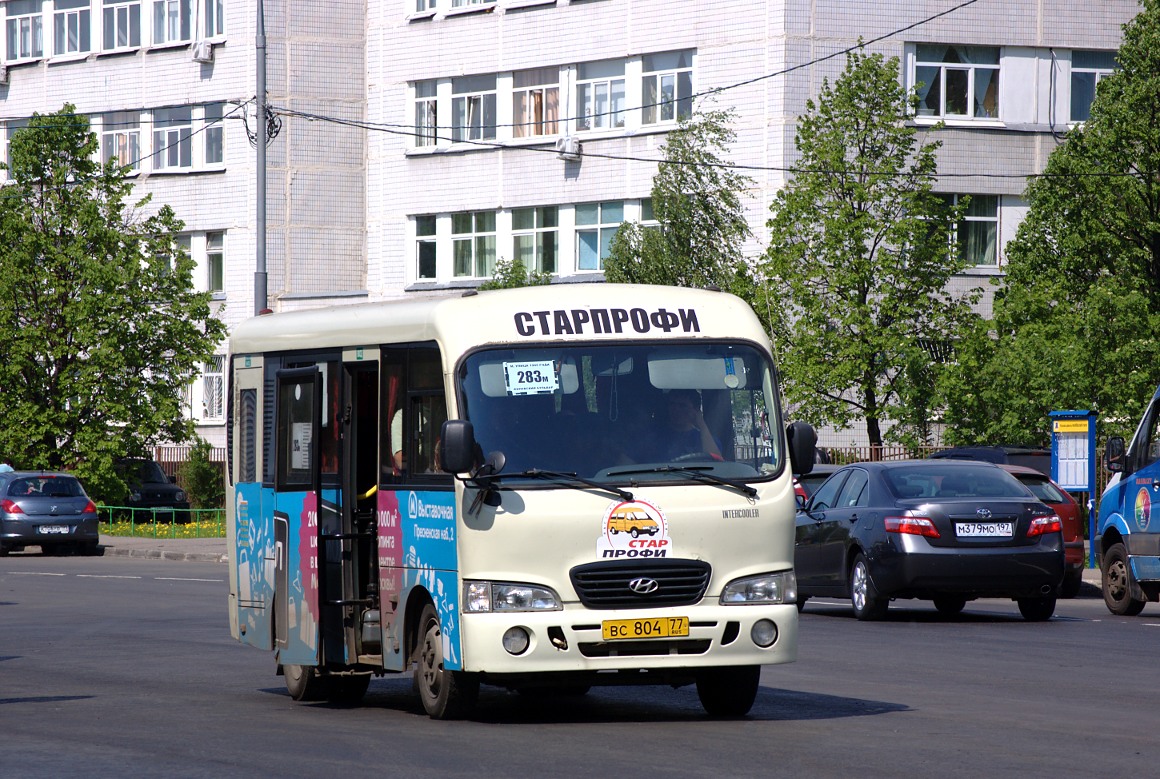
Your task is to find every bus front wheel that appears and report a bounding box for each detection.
[695,665,760,717]
[414,603,479,719]
[283,663,331,702]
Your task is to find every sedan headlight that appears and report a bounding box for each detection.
[175,490,187,503]
[720,571,797,605]
[464,581,562,613]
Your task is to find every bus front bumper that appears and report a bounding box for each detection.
[458,602,798,679]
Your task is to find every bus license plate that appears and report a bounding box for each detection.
[602,616,689,641]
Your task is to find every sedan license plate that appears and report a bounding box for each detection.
[955,522,1013,538]
[38,525,70,535]
[602,616,689,641]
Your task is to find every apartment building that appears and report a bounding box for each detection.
[0,0,1141,448]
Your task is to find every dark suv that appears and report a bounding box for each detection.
[116,458,190,519]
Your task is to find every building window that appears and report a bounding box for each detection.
[54,0,91,55]
[914,45,999,120]
[6,0,44,61]
[103,0,141,50]
[642,51,693,125]
[513,67,559,138]
[452,211,496,278]
[513,206,558,274]
[152,0,191,45]
[414,80,438,148]
[206,231,224,292]
[101,111,141,171]
[204,103,223,164]
[576,201,623,271]
[451,75,497,142]
[203,354,225,421]
[451,0,492,6]
[945,194,998,266]
[153,106,192,170]
[416,215,437,279]
[577,60,626,131]
[1070,50,1117,123]
[204,0,223,37]
[416,0,436,11]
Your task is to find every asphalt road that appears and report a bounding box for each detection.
[2,553,1157,778]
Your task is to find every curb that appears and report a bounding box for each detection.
[99,546,228,564]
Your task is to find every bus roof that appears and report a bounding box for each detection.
[228,283,769,359]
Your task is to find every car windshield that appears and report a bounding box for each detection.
[8,476,84,498]
[458,341,783,485]
[122,460,169,484]
[1018,476,1066,503]
[886,464,1030,499]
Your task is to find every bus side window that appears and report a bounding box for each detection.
[381,344,451,485]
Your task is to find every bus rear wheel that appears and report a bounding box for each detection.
[283,663,332,702]
[414,603,479,719]
[695,665,760,717]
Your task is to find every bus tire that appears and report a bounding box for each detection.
[284,663,332,702]
[415,603,479,719]
[1102,543,1146,616]
[695,665,760,717]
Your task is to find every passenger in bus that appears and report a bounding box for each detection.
[657,389,722,461]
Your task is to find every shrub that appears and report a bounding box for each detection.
[178,439,225,509]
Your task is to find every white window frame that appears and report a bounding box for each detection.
[452,211,496,278]
[101,111,141,172]
[641,51,693,126]
[415,215,438,280]
[151,0,191,46]
[575,201,624,271]
[913,45,1000,121]
[1070,50,1116,124]
[6,0,45,62]
[152,106,193,171]
[413,80,439,148]
[202,354,225,422]
[206,230,224,293]
[203,102,224,166]
[203,0,223,38]
[946,194,999,267]
[512,206,559,274]
[576,60,626,132]
[451,75,497,143]
[103,0,141,50]
[513,67,560,139]
[53,0,91,56]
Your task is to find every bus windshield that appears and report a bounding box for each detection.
[458,341,781,482]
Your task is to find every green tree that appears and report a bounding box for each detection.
[758,48,980,451]
[178,439,226,510]
[942,1,1160,444]
[0,105,226,499]
[477,257,551,291]
[604,107,754,296]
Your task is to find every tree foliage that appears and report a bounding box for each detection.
[941,1,1160,443]
[477,257,552,290]
[758,48,980,450]
[604,107,754,296]
[0,105,226,500]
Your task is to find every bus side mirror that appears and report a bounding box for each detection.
[1105,436,1126,473]
[440,420,478,474]
[787,421,817,477]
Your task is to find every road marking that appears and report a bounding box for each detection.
[7,572,67,576]
[1145,623,1160,628]
[156,577,223,583]
[76,575,142,579]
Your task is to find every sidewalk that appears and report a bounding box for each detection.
[99,534,228,563]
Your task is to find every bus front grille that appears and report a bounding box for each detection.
[569,559,712,608]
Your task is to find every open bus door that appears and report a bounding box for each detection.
[272,367,324,668]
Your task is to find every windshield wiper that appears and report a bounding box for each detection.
[604,465,757,498]
[491,468,633,502]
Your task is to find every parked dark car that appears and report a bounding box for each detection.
[794,460,1064,621]
[929,445,1051,477]
[1000,464,1086,598]
[793,464,842,501]
[115,458,190,519]
[0,472,101,556]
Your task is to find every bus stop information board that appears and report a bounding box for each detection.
[1050,410,1097,568]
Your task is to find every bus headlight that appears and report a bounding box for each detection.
[720,571,797,605]
[464,581,562,613]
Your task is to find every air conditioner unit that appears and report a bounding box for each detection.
[191,41,214,64]
[0,66,9,86]
[554,136,581,162]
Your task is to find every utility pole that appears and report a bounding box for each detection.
[254,0,268,314]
